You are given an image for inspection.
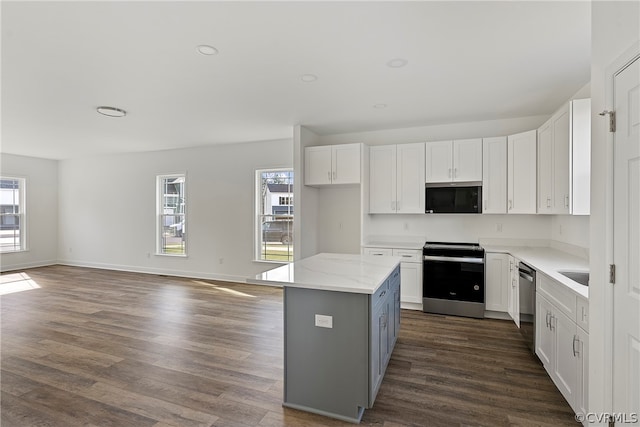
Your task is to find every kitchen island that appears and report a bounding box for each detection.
[253,253,401,423]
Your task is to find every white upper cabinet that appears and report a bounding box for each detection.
[369,143,425,214]
[482,137,507,214]
[537,99,591,215]
[396,143,426,213]
[537,119,554,214]
[305,143,361,186]
[425,139,482,183]
[425,140,453,182]
[507,130,537,214]
[453,139,483,182]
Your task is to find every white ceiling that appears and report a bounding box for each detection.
[1,1,591,160]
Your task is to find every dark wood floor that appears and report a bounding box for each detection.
[0,265,578,427]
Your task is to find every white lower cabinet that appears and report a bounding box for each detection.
[363,247,422,307]
[535,276,589,419]
[485,252,510,313]
[507,256,519,326]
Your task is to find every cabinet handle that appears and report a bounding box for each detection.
[333,171,337,180]
[397,200,401,211]
[508,200,513,210]
[545,311,551,328]
[550,315,555,331]
[401,255,412,258]
[454,168,458,178]
[328,171,331,181]
[547,197,551,208]
[448,168,452,178]
[565,195,569,208]
[379,290,386,298]
[483,199,487,211]
[573,335,580,357]
[582,306,587,322]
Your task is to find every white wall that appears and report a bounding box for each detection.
[294,125,321,259]
[590,0,639,419]
[0,154,58,271]
[57,138,292,281]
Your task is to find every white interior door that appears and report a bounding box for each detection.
[613,55,640,425]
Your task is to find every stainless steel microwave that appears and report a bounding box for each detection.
[425,183,482,214]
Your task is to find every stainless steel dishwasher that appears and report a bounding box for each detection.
[518,262,536,352]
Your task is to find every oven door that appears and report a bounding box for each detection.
[423,256,485,303]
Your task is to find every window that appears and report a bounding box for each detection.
[279,196,293,206]
[256,169,293,262]
[0,177,26,252]
[157,174,186,255]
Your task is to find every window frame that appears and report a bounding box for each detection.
[156,173,187,257]
[255,168,294,264]
[0,176,27,253]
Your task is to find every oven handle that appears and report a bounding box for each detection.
[423,255,484,264]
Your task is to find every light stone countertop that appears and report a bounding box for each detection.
[483,244,589,299]
[250,253,401,294]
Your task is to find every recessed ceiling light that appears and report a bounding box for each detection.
[386,58,408,68]
[301,74,318,83]
[373,103,387,109]
[196,45,218,56]
[96,106,127,118]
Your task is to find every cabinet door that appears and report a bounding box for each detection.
[553,308,578,409]
[485,253,509,312]
[552,104,571,214]
[507,130,537,214]
[425,140,453,183]
[332,143,361,185]
[399,261,421,304]
[576,327,589,417]
[305,146,332,186]
[369,145,397,213]
[397,143,426,213]
[536,293,554,368]
[482,137,507,214]
[537,119,553,214]
[453,139,483,182]
[507,256,520,326]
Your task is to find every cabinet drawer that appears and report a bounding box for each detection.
[537,273,577,321]
[372,279,390,309]
[363,247,393,257]
[392,249,421,263]
[576,297,588,332]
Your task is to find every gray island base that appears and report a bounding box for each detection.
[253,253,401,423]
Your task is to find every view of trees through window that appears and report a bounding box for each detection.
[158,175,186,255]
[257,170,293,262]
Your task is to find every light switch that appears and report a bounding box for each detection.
[315,314,333,329]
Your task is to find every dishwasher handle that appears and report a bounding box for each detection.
[519,270,534,282]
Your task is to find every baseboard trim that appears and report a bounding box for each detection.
[55,260,255,286]
[1,259,58,273]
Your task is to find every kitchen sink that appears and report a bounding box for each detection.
[558,270,589,286]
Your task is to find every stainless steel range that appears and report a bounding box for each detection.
[422,242,485,318]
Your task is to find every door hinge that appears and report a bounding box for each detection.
[610,264,616,284]
[599,110,616,132]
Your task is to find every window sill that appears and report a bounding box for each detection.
[155,253,188,258]
[0,248,29,254]
[253,259,290,265]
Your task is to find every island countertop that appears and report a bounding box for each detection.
[250,252,402,294]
